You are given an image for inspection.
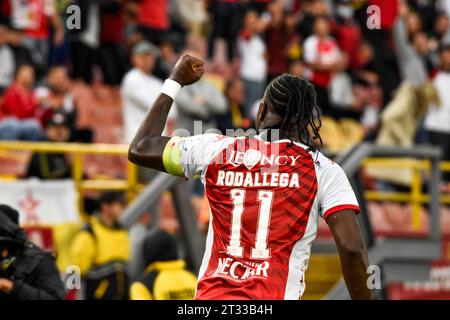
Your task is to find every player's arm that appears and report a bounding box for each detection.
[128,55,204,171]
[327,211,372,300]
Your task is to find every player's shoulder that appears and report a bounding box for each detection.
[313,151,345,177]
[181,132,234,143]
[177,133,236,153]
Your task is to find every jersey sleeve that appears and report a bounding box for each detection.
[317,162,360,220]
[163,134,233,179]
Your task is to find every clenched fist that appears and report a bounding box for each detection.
[170,55,205,86]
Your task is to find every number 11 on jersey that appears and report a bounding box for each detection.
[227,189,273,259]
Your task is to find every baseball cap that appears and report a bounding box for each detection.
[45,112,69,128]
[132,41,160,57]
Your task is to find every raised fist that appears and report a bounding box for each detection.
[170,54,205,86]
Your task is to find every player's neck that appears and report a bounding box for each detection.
[259,127,301,143]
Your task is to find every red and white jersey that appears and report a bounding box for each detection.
[169,134,359,300]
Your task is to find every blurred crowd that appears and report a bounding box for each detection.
[1,0,450,300]
[0,0,449,167]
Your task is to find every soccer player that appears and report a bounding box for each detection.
[129,55,371,300]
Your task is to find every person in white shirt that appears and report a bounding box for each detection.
[0,25,15,94]
[238,10,268,117]
[425,45,450,181]
[122,41,175,144]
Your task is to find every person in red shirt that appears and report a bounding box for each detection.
[262,1,292,81]
[0,65,43,141]
[332,0,362,70]
[99,1,127,86]
[135,0,169,45]
[303,16,346,115]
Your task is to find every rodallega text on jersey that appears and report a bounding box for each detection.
[216,170,301,188]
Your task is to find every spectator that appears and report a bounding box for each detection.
[216,79,250,134]
[370,80,439,188]
[174,0,208,38]
[0,205,65,300]
[412,31,437,75]
[408,0,438,32]
[238,10,268,117]
[394,0,428,86]
[208,0,245,62]
[303,16,345,115]
[430,12,450,48]
[27,112,72,180]
[98,0,128,86]
[7,29,34,68]
[425,45,450,181]
[9,0,64,77]
[122,41,168,144]
[406,10,423,38]
[0,24,15,94]
[352,43,384,136]
[130,229,197,300]
[68,0,101,83]
[174,50,227,135]
[70,192,130,300]
[37,66,93,143]
[296,0,330,40]
[0,65,43,141]
[332,0,362,70]
[135,0,169,45]
[263,1,292,81]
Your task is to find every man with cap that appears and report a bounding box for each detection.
[0,205,65,300]
[122,41,176,145]
[27,111,71,179]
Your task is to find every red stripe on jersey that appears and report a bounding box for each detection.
[195,138,318,300]
[324,204,360,220]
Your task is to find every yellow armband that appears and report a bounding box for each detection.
[162,137,184,177]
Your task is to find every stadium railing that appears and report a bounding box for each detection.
[363,158,450,231]
[0,141,139,214]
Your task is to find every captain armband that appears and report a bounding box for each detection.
[162,137,184,177]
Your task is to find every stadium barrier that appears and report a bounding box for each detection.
[363,158,450,231]
[0,141,139,215]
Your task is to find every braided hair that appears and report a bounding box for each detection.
[264,74,323,152]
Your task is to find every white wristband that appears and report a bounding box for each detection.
[161,79,182,100]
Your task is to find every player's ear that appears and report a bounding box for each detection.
[256,101,267,129]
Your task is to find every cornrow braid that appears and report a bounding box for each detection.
[264,74,323,152]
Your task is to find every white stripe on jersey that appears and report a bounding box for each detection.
[196,204,214,295]
[283,197,320,299]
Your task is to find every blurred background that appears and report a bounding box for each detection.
[0,0,450,300]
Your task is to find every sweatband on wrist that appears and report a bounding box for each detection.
[161,79,182,99]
